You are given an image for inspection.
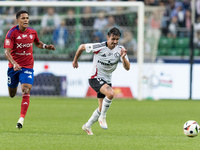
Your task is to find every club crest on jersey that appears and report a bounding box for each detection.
[29,34,33,39]
[114,52,120,58]
[5,39,11,46]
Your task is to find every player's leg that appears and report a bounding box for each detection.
[98,84,114,129]
[82,108,100,135]
[98,98,103,112]
[8,87,18,98]
[20,83,32,118]
[82,79,104,135]
[99,84,115,100]
[83,103,102,135]
[7,68,20,98]
[16,83,32,129]
[85,107,101,127]
[16,68,34,129]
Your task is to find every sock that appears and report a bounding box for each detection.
[99,97,112,118]
[19,117,24,122]
[85,108,100,128]
[20,94,30,118]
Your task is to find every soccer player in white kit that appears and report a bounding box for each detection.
[72,27,130,135]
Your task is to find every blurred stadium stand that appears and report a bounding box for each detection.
[0,0,199,62]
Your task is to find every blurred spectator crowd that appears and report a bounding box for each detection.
[1,0,200,57]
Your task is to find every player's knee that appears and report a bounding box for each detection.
[22,87,30,94]
[107,90,115,100]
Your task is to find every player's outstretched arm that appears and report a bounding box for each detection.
[120,47,130,71]
[4,48,22,71]
[72,44,86,68]
[34,41,55,51]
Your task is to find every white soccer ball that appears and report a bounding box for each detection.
[183,120,199,137]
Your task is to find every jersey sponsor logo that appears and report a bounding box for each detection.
[16,36,22,39]
[16,43,33,49]
[5,39,11,46]
[15,51,31,56]
[97,60,118,66]
[22,102,28,105]
[24,70,32,74]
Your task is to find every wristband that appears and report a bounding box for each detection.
[43,44,46,49]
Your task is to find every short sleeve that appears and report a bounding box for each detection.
[34,31,40,43]
[85,43,94,53]
[4,31,14,49]
[85,42,106,53]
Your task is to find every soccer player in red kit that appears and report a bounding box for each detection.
[4,10,55,129]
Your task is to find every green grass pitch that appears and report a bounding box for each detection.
[1,97,200,150]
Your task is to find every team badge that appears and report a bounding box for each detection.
[5,39,11,46]
[29,34,33,39]
[114,52,120,58]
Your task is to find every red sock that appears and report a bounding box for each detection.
[20,94,30,118]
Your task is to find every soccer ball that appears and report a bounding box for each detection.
[183,120,199,137]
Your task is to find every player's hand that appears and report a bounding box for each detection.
[120,47,127,58]
[46,45,55,51]
[72,61,79,68]
[13,62,22,71]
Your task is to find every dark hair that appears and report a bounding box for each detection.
[107,27,121,37]
[16,10,29,19]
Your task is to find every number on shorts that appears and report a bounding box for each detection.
[8,76,11,84]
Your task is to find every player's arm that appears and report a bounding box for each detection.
[34,41,55,50]
[120,47,130,71]
[4,48,21,71]
[72,44,86,68]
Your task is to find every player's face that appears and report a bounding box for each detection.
[107,34,120,49]
[17,13,29,30]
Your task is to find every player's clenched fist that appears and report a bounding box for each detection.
[120,47,127,58]
[46,45,55,51]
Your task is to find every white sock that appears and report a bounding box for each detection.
[99,97,112,118]
[19,117,24,121]
[85,108,100,128]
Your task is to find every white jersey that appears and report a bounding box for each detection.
[85,41,129,83]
